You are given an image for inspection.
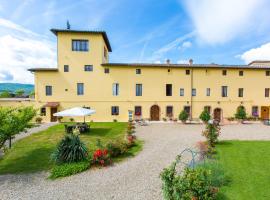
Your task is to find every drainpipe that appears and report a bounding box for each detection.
[189,59,194,120]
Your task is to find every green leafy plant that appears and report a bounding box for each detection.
[178,110,189,123]
[0,90,11,98]
[202,122,220,154]
[69,118,74,122]
[51,134,88,164]
[160,156,218,200]
[0,106,36,149]
[200,109,211,123]
[50,161,90,179]
[15,89,25,97]
[235,106,247,121]
[106,140,128,157]
[57,116,63,122]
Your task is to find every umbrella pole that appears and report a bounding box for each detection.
[84,116,85,123]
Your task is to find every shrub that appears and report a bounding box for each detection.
[202,121,220,154]
[196,141,209,160]
[127,135,136,147]
[70,118,74,122]
[113,119,117,122]
[57,116,63,122]
[200,109,211,123]
[235,106,247,121]
[35,117,43,124]
[92,149,111,166]
[160,157,218,200]
[52,134,88,164]
[50,161,90,179]
[178,110,189,123]
[106,140,128,157]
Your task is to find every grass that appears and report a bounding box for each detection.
[216,141,270,200]
[0,122,142,174]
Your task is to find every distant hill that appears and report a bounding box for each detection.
[0,83,34,94]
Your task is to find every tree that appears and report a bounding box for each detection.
[178,110,189,123]
[0,91,11,98]
[235,106,247,121]
[0,106,36,149]
[29,90,35,98]
[15,89,25,97]
[199,109,211,123]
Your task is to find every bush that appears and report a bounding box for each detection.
[235,106,247,120]
[200,109,211,123]
[49,161,90,179]
[35,117,43,124]
[92,149,111,166]
[160,157,218,200]
[178,110,189,123]
[57,116,63,122]
[52,134,88,164]
[113,119,117,122]
[106,140,128,157]
[196,141,209,160]
[70,118,74,122]
[202,122,220,151]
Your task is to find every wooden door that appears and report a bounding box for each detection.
[261,107,269,120]
[150,105,160,121]
[50,108,58,122]
[214,108,222,122]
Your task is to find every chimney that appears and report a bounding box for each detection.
[189,59,193,65]
[166,59,170,64]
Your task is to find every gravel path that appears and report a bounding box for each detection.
[1,123,270,200]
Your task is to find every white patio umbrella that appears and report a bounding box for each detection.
[53,107,96,122]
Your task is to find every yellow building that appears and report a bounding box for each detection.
[24,29,270,122]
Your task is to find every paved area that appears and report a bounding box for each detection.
[1,123,270,200]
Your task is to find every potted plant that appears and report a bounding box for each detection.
[199,109,211,124]
[35,117,43,124]
[235,106,247,123]
[57,116,63,123]
[178,110,189,123]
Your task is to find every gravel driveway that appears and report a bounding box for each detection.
[1,123,270,200]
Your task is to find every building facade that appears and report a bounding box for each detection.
[27,29,270,122]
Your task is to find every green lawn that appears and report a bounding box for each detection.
[216,141,270,200]
[0,122,141,174]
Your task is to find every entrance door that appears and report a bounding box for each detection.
[213,108,222,122]
[150,105,160,121]
[50,107,58,122]
[261,107,269,120]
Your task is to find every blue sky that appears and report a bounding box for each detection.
[0,0,270,83]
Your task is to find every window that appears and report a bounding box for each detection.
[206,88,210,96]
[180,88,184,96]
[111,106,119,115]
[252,106,259,117]
[104,47,107,58]
[239,71,244,76]
[166,106,173,118]
[40,107,46,116]
[77,83,84,95]
[112,83,119,96]
[184,106,191,116]
[45,85,52,96]
[136,84,142,96]
[192,88,196,96]
[266,71,270,76]
[72,40,89,51]
[168,69,171,73]
[166,84,172,96]
[204,106,211,114]
[135,106,142,116]
[222,86,228,97]
[186,70,190,75]
[265,88,270,97]
[104,68,110,73]
[222,70,227,76]
[238,88,244,97]
[84,65,93,71]
[136,69,141,74]
[64,65,69,72]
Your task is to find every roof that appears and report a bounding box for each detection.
[43,102,59,108]
[248,60,270,65]
[28,68,58,72]
[50,29,112,52]
[102,63,270,69]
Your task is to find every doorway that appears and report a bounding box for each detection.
[50,107,58,122]
[150,105,160,121]
[213,108,222,122]
[261,106,269,120]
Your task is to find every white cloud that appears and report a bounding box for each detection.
[178,41,192,51]
[0,18,56,84]
[239,42,270,64]
[183,0,270,45]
